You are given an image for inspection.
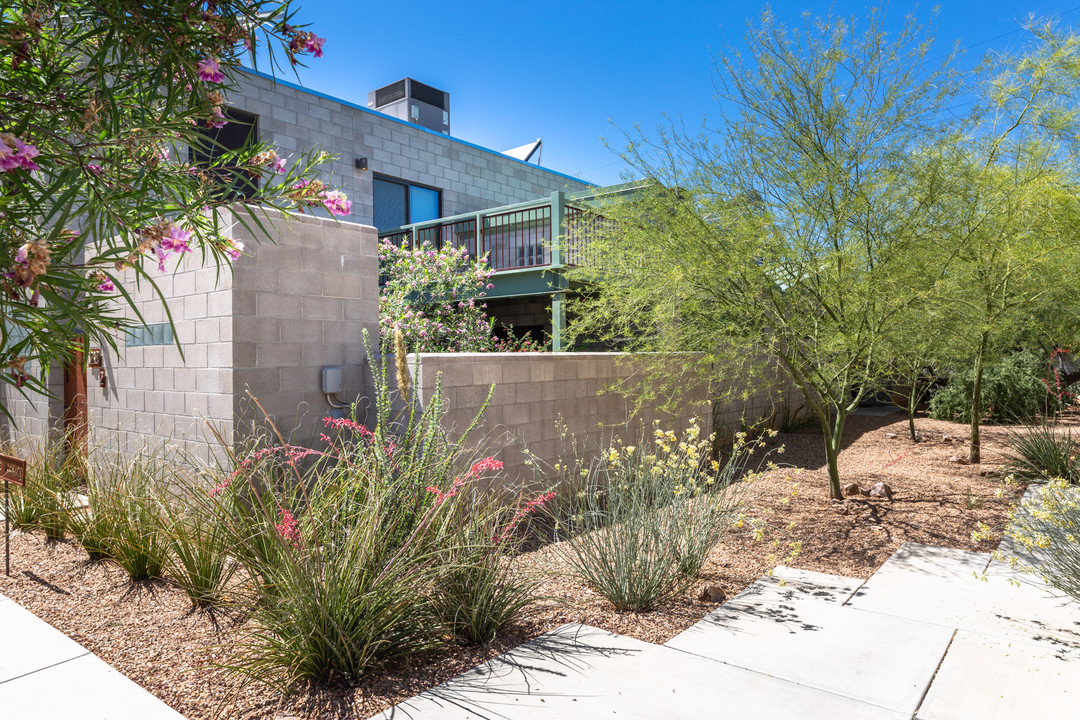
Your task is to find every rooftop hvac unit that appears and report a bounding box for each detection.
[368,78,450,135]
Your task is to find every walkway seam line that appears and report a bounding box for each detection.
[0,650,93,686]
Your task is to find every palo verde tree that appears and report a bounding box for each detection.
[936,21,1080,463]
[0,2,350,412]
[569,9,962,499]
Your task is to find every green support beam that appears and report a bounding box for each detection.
[551,291,566,352]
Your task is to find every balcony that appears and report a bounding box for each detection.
[377,188,622,280]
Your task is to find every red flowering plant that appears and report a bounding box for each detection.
[178,336,553,678]
[0,1,351,409]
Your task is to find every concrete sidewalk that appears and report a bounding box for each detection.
[0,591,185,719]
[2,487,1075,719]
[372,486,1080,719]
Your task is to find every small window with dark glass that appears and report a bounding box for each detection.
[189,108,259,201]
[373,175,441,230]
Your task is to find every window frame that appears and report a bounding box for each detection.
[372,173,442,230]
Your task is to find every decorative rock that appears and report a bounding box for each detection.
[842,482,862,497]
[698,585,727,603]
[869,481,894,500]
[883,433,898,439]
[949,455,971,465]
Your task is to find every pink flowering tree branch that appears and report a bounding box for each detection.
[0,1,347,408]
[379,239,542,354]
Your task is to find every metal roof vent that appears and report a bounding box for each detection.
[368,78,450,135]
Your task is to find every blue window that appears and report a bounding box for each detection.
[373,176,441,230]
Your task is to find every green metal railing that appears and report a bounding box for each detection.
[378,190,608,273]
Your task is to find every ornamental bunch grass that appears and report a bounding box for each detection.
[8,433,81,539]
[213,468,445,687]
[548,422,768,612]
[1005,424,1079,484]
[427,473,550,645]
[157,470,238,608]
[1004,479,1080,602]
[77,445,172,581]
[202,336,541,685]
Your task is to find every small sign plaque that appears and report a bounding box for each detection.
[0,453,26,487]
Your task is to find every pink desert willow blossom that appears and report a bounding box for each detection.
[224,240,244,260]
[321,189,352,216]
[196,56,225,83]
[161,225,193,254]
[305,35,325,57]
[0,133,39,172]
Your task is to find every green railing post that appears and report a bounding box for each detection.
[550,190,565,267]
[475,212,484,261]
[551,290,566,352]
[549,190,567,351]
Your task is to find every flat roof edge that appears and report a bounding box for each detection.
[237,68,596,189]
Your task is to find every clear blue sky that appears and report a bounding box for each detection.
[269,1,1080,186]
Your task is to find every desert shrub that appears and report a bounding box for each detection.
[7,435,80,539]
[379,239,542,353]
[78,447,172,580]
[205,336,541,684]
[1005,479,1080,602]
[549,422,762,612]
[929,349,1067,423]
[1005,425,1079,484]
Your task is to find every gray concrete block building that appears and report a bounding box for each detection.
[0,70,606,467]
[229,70,592,228]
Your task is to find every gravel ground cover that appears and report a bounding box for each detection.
[0,410,1045,719]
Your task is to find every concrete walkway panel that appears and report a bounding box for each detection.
[0,653,185,719]
[848,543,1080,649]
[0,595,90,683]
[667,581,954,713]
[752,565,865,604]
[371,624,908,720]
[916,631,1080,720]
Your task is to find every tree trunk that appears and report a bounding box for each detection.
[969,331,989,464]
[823,406,847,500]
[907,386,919,441]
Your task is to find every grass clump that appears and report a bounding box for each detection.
[202,334,542,685]
[1005,424,1079,484]
[549,422,763,612]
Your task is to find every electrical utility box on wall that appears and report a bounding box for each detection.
[368,78,450,135]
[321,366,343,394]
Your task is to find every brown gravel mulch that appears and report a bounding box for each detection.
[0,409,1050,720]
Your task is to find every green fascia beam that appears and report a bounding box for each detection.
[485,267,566,299]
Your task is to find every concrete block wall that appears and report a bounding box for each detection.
[83,251,236,466]
[404,353,713,490]
[0,209,379,466]
[232,71,593,228]
[0,363,63,449]
[229,210,379,447]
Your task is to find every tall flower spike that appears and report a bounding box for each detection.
[394,325,410,399]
